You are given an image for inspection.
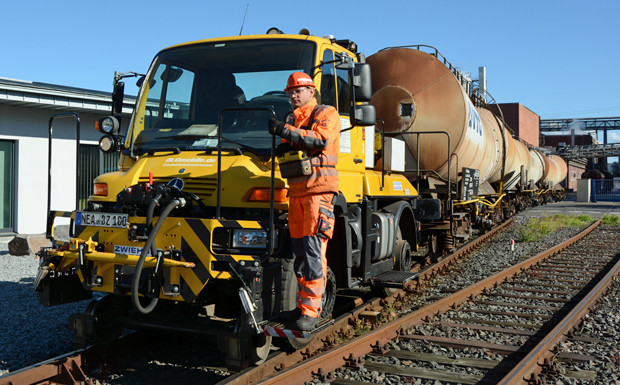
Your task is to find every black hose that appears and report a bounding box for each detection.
[146,193,162,258]
[131,198,183,314]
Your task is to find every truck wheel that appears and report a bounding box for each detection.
[282,266,336,351]
[280,257,298,312]
[320,266,336,319]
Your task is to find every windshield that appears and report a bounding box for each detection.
[130,39,316,155]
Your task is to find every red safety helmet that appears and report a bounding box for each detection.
[285,72,315,91]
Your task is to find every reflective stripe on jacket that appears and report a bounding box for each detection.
[280,99,340,197]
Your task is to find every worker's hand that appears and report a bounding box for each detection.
[269,118,286,136]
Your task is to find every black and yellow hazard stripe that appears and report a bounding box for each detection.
[65,215,264,304]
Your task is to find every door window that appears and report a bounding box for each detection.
[0,140,14,233]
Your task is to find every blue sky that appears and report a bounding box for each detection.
[1,1,619,130]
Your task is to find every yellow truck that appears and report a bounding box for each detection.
[36,30,445,368]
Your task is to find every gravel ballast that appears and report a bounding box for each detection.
[0,236,90,376]
[327,219,620,384]
[2,215,618,384]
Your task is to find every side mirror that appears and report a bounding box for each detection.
[112,81,125,114]
[351,104,376,127]
[351,63,372,102]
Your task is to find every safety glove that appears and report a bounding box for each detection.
[276,142,294,156]
[269,117,286,136]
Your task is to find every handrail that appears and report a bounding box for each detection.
[46,113,80,240]
[216,107,277,257]
[378,44,472,91]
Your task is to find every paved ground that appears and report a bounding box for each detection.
[521,195,620,219]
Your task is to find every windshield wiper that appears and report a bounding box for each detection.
[146,147,182,155]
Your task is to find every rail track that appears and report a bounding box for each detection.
[2,217,619,385]
[238,220,620,385]
[0,217,512,385]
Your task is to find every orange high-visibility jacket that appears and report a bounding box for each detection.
[280,99,340,197]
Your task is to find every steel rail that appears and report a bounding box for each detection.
[498,222,619,384]
[223,218,514,385]
[0,350,86,385]
[253,219,601,385]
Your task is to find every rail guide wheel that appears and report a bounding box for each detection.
[218,333,273,369]
[69,294,126,347]
[250,333,272,365]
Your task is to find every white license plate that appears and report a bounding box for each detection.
[76,212,129,228]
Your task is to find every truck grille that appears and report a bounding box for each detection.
[138,177,217,200]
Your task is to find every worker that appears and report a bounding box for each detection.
[268,72,341,331]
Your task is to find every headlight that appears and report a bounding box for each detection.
[99,134,118,152]
[98,116,120,134]
[232,229,268,249]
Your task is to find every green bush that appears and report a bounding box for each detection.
[516,217,552,242]
[515,214,594,243]
[601,214,620,225]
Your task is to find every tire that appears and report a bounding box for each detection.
[280,257,298,312]
[281,266,336,351]
[395,239,412,272]
[320,267,336,319]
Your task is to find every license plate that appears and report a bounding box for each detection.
[76,212,129,228]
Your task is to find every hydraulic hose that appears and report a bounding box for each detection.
[131,198,184,314]
[146,193,162,258]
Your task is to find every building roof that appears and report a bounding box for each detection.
[0,76,135,114]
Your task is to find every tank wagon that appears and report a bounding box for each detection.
[367,46,566,229]
[35,31,566,368]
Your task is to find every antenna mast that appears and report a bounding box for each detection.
[239,3,249,35]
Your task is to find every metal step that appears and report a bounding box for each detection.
[371,270,419,288]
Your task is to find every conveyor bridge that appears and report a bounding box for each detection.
[556,143,620,159]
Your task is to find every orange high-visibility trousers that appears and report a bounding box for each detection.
[288,192,335,318]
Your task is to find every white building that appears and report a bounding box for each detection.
[0,77,134,235]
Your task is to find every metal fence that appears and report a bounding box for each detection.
[591,178,620,202]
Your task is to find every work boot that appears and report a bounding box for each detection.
[278,307,301,322]
[295,314,319,331]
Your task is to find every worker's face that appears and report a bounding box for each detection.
[288,86,315,109]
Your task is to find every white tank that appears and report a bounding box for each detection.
[527,149,546,187]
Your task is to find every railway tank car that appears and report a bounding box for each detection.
[366,46,567,224]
